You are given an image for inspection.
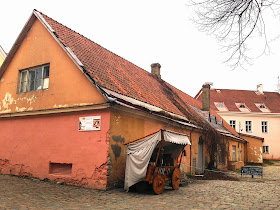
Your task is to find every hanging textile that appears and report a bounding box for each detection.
[124,129,191,190]
[124,131,161,191]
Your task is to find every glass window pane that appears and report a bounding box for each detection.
[29,70,36,80]
[18,65,50,92]
[20,71,28,92]
[28,70,36,91]
[44,66,49,78]
[36,68,43,79]
[29,80,35,91]
[36,79,43,90]
[232,146,236,161]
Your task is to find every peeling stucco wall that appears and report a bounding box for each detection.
[241,135,263,163]
[108,110,197,187]
[50,161,108,189]
[0,18,106,116]
[0,92,36,113]
[0,110,111,189]
[0,159,33,177]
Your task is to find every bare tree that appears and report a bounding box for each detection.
[189,0,280,68]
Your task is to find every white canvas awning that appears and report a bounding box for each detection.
[124,129,191,191]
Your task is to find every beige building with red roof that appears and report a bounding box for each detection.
[196,84,280,160]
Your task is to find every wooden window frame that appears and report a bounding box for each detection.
[18,64,50,93]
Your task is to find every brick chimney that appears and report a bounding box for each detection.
[202,83,212,111]
[257,84,263,94]
[151,63,161,79]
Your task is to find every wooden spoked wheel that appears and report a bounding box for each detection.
[171,168,181,190]
[152,174,165,195]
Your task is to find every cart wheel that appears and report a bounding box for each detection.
[171,168,181,190]
[152,174,165,195]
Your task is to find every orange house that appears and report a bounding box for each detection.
[0,10,259,190]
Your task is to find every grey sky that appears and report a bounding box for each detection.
[1,0,280,96]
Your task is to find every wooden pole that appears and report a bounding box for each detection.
[123,129,161,145]
[154,130,164,167]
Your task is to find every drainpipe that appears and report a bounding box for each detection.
[189,128,194,175]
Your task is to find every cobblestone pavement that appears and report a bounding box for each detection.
[0,166,280,209]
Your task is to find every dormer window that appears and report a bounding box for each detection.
[255,103,270,112]
[235,103,250,112]
[18,64,49,93]
[214,102,228,111]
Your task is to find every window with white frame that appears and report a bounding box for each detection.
[255,103,271,112]
[214,102,228,111]
[263,146,269,154]
[245,121,252,132]
[229,120,236,130]
[235,103,251,112]
[18,64,49,93]
[261,121,268,133]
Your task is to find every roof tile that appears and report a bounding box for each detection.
[196,89,280,113]
[38,11,238,136]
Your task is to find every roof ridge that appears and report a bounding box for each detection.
[36,9,152,77]
[212,88,278,94]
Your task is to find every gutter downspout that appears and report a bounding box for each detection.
[189,128,194,175]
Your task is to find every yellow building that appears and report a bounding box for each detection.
[0,45,7,66]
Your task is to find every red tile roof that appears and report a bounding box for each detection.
[196,88,280,113]
[35,10,240,137]
[39,11,203,119]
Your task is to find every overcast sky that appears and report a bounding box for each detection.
[1,1,280,96]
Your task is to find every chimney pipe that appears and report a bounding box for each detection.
[257,84,263,94]
[202,83,211,111]
[151,63,161,79]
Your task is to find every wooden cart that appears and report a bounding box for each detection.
[143,138,185,194]
[124,129,189,194]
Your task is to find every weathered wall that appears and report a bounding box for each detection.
[227,140,245,170]
[181,131,208,174]
[107,109,192,187]
[0,18,106,114]
[241,134,263,163]
[0,110,110,189]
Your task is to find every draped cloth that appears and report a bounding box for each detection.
[124,130,191,191]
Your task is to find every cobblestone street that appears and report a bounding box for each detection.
[1,165,280,209]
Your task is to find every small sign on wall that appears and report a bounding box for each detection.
[79,116,101,131]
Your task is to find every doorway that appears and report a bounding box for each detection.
[198,136,204,174]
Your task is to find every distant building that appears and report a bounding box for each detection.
[0,45,7,66]
[195,84,280,160]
